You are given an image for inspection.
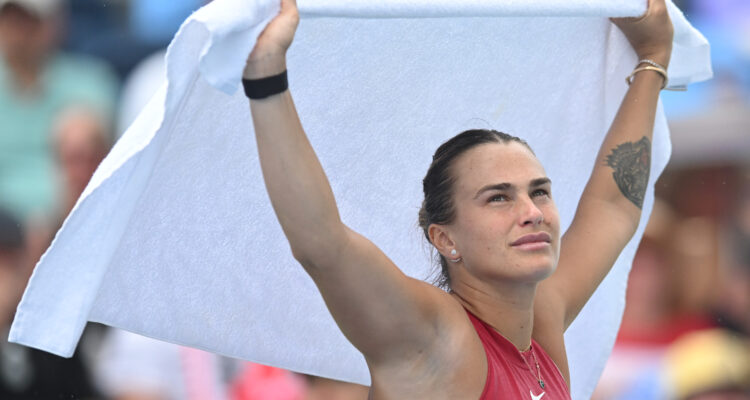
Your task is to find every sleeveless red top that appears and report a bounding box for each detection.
[465,309,571,400]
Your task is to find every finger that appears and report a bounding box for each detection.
[280,0,298,13]
[649,0,669,17]
[611,0,650,24]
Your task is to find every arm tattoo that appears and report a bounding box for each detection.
[605,136,651,209]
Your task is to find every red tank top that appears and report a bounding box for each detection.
[465,309,571,400]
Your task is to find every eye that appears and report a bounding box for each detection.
[532,188,550,198]
[489,194,509,202]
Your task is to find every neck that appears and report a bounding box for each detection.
[450,276,537,351]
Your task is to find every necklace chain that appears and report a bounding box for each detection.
[521,345,545,389]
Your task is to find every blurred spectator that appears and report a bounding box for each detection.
[627,198,718,335]
[618,200,683,345]
[230,362,306,400]
[714,183,750,335]
[51,105,110,217]
[65,0,202,79]
[0,207,98,398]
[0,208,24,340]
[95,329,233,400]
[595,160,750,398]
[23,105,111,281]
[611,329,750,400]
[663,329,750,400]
[0,0,117,222]
[593,199,717,399]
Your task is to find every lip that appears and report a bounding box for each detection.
[511,232,552,247]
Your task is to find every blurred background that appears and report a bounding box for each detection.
[0,0,747,399]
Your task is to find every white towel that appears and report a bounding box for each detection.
[9,1,711,399]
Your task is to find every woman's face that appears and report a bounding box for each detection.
[448,142,560,283]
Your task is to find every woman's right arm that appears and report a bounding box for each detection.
[244,0,449,366]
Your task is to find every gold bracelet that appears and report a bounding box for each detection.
[626,65,668,89]
[638,59,667,71]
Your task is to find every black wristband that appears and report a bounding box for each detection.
[242,70,288,99]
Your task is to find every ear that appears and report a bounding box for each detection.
[428,223,457,259]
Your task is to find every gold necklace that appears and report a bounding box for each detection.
[521,346,545,389]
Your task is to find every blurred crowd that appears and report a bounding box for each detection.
[0,0,747,399]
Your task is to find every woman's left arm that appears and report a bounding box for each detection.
[540,0,674,330]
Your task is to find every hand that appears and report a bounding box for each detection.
[244,0,300,79]
[611,0,674,68]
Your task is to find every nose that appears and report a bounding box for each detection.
[518,196,544,226]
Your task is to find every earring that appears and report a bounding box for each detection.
[450,249,462,263]
[450,249,457,256]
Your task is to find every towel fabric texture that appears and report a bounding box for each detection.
[9,1,711,399]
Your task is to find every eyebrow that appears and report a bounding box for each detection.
[473,177,551,199]
[530,177,552,187]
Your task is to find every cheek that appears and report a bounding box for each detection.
[455,211,510,257]
[542,202,560,229]
[541,203,561,254]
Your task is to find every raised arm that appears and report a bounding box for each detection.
[538,0,675,329]
[244,0,447,365]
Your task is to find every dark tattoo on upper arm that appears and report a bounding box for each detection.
[605,136,651,209]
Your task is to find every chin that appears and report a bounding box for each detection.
[526,266,555,282]
[518,257,557,282]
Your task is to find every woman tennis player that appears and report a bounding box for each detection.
[242,0,673,397]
